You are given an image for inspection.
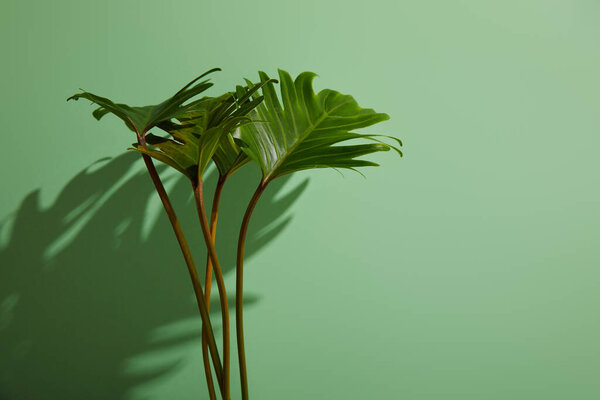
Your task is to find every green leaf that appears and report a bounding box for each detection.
[129,143,193,177]
[142,80,275,180]
[238,70,401,182]
[212,128,250,177]
[68,68,221,135]
[199,79,275,177]
[197,126,226,177]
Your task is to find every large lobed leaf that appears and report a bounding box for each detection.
[239,69,402,182]
[129,80,276,182]
[67,68,220,135]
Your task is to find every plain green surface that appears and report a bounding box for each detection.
[1,0,600,399]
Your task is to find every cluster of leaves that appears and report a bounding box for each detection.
[68,68,401,186]
[69,67,401,400]
[133,81,272,182]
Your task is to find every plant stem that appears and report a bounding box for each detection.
[139,152,224,396]
[200,175,227,400]
[236,180,268,400]
[194,178,231,400]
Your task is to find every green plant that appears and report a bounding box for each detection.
[69,68,401,400]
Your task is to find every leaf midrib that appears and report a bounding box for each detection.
[263,100,349,182]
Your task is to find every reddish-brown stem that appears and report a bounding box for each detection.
[193,178,231,400]
[200,175,227,400]
[138,152,224,396]
[236,180,268,400]
[136,128,223,396]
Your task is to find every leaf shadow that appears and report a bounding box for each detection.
[0,152,308,400]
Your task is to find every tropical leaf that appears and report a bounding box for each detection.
[238,69,402,183]
[131,79,276,181]
[67,68,221,135]
[212,128,249,177]
[165,92,250,177]
[130,132,198,177]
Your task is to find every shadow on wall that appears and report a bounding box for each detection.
[0,152,308,400]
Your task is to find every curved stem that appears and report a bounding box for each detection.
[194,178,231,400]
[236,180,268,400]
[200,175,226,400]
[139,152,224,396]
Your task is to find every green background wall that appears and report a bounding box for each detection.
[1,1,599,399]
